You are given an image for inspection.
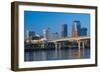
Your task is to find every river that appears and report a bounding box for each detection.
[24,48,90,61]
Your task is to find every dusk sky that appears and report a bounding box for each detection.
[24,11,90,37]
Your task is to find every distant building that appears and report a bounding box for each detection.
[71,20,81,37]
[61,24,68,38]
[80,27,87,36]
[71,20,88,37]
[26,30,35,39]
[50,32,59,40]
[43,28,50,40]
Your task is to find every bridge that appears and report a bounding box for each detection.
[25,36,90,51]
[47,36,90,57]
[46,36,90,54]
[25,36,90,58]
[49,36,90,43]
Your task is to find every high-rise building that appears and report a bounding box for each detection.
[50,32,59,40]
[71,20,88,37]
[80,27,87,36]
[71,20,81,37]
[26,30,35,39]
[61,24,68,38]
[43,28,50,40]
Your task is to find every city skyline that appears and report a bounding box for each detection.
[24,11,90,38]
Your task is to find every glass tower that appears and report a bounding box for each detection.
[71,20,81,37]
[61,24,68,38]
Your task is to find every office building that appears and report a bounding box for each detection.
[50,32,59,40]
[71,20,81,37]
[80,27,87,36]
[61,24,68,38]
[26,30,35,39]
[43,28,50,40]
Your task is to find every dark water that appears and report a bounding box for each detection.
[24,48,90,62]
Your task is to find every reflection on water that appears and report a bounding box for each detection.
[24,48,90,61]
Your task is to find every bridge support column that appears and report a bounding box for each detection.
[78,41,81,58]
[82,41,85,49]
[61,42,65,48]
[55,42,58,49]
[78,41,80,50]
[82,41,85,56]
[42,43,45,48]
[55,42,59,57]
[58,43,61,49]
[63,42,65,48]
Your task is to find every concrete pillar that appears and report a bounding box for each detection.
[55,42,58,57]
[58,43,61,49]
[55,42,57,49]
[42,43,45,48]
[63,42,65,48]
[78,40,81,58]
[82,41,85,56]
[61,42,65,48]
[78,41,80,50]
[58,42,62,58]
[82,41,85,49]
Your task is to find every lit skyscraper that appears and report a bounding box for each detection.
[61,24,68,38]
[71,20,81,37]
[71,20,88,37]
[43,28,50,40]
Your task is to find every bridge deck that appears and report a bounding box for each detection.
[49,36,90,43]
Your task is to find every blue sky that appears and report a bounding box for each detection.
[24,11,90,37]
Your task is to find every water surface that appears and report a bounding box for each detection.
[24,48,90,61]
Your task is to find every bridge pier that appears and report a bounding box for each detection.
[55,42,59,57]
[82,41,85,56]
[78,41,80,50]
[77,40,86,58]
[58,43,61,49]
[77,40,85,50]
[55,42,58,49]
[82,41,85,49]
[61,42,64,48]
[55,42,62,49]
[78,40,81,58]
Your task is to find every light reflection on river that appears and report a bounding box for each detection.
[24,48,90,61]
